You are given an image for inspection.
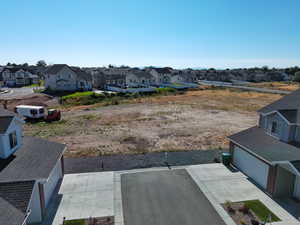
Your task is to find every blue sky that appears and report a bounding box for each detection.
[1,0,300,68]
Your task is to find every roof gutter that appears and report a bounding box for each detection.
[21,209,31,225]
[271,161,300,176]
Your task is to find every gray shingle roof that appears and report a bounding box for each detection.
[45,64,92,81]
[71,67,92,82]
[0,116,14,134]
[0,107,16,117]
[0,180,34,225]
[0,136,66,182]
[259,89,300,123]
[0,180,35,213]
[278,109,297,123]
[228,126,300,163]
[0,108,19,134]
[44,64,68,74]
[153,67,172,74]
[0,197,26,225]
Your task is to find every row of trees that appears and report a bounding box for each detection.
[6,60,47,67]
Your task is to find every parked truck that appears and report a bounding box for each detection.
[15,105,61,122]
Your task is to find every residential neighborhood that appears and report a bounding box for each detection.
[0,66,39,87]
[1,76,300,225]
[1,0,300,224]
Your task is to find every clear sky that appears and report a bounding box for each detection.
[1,0,300,68]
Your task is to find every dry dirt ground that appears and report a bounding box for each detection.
[23,88,281,157]
[0,93,58,110]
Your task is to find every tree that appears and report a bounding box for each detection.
[294,71,300,82]
[36,60,47,67]
[262,66,269,72]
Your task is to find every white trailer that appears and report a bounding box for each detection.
[15,105,45,119]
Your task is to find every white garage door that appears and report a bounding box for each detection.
[233,146,269,189]
[44,160,62,207]
[294,176,300,199]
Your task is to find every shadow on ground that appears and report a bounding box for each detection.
[64,149,225,174]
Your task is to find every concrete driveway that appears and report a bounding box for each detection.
[188,164,300,225]
[121,169,226,225]
[42,172,114,225]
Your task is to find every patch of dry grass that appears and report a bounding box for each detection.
[139,88,282,113]
[248,81,300,92]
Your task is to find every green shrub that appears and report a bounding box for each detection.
[61,91,94,100]
[155,87,176,94]
[63,219,85,225]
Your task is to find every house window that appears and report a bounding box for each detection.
[9,131,17,149]
[80,81,84,87]
[271,121,278,133]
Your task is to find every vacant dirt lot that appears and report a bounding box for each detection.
[23,88,281,157]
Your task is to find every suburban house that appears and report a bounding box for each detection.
[44,64,92,91]
[148,67,173,84]
[91,71,106,89]
[0,67,39,87]
[0,108,66,225]
[171,71,198,83]
[126,71,155,87]
[0,71,3,87]
[228,89,300,199]
[105,74,126,88]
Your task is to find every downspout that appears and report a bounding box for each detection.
[21,209,31,225]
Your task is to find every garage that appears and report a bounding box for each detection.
[233,146,270,189]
